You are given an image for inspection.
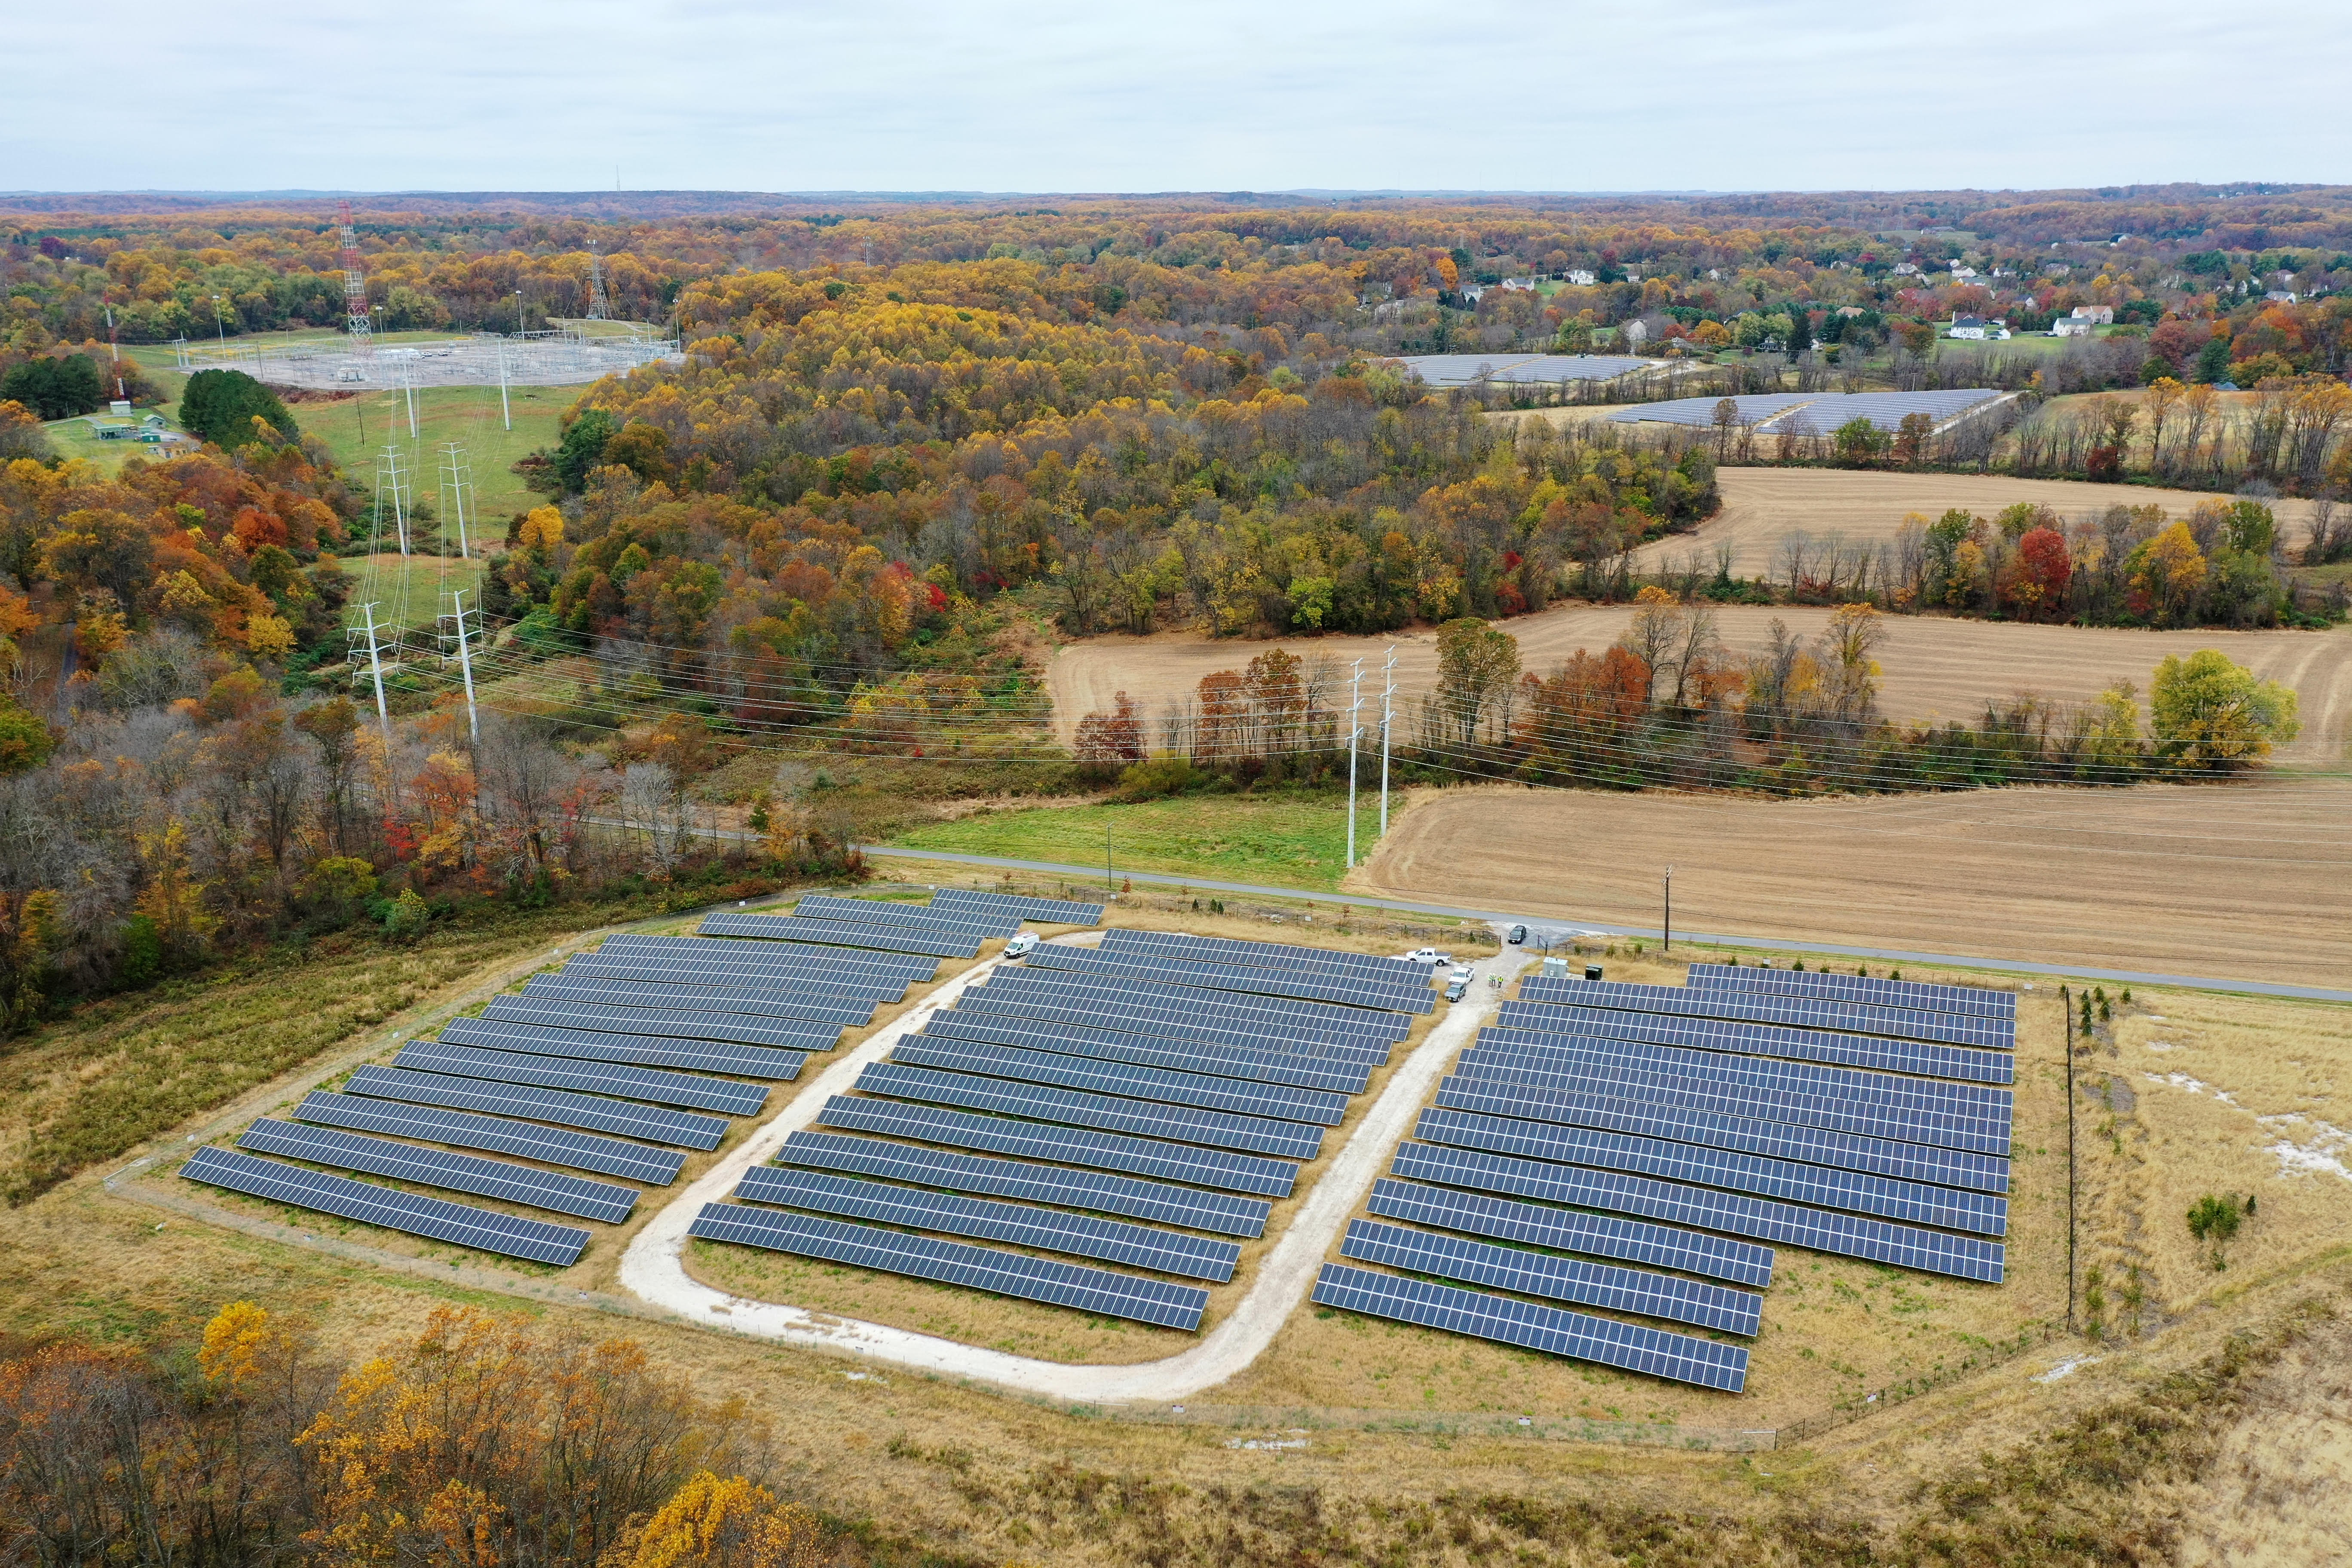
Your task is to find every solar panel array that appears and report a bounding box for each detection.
[699,910,980,959]
[795,893,1022,939]
[1604,389,2002,434]
[1687,962,2016,1021]
[934,887,1104,925]
[1764,389,2006,435]
[187,919,962,1268]
[694,925,1431,1332]
[1328,961,2020,1388]
[182,1146,591,1266]
[1395,353,1652,388]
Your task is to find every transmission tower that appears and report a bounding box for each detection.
[586,245,611,321]
[339,200,373,356]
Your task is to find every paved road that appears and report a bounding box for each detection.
[616,937,1530,1402]
[861,845,2352,1005]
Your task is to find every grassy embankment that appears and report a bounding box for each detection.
[890,793,1366,891]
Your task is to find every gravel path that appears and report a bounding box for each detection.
[615,943,1528,1401]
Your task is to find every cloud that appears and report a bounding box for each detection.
[4,0,2346,192]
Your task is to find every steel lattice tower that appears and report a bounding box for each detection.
[339,201,373,354]
[586,244,611,320]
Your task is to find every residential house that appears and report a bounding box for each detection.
[1949,315,1988,340]
[2069,305,2114,324]
[2265,289,2299,304]
[2053,317,2095,337]
[1564,269,1597,287]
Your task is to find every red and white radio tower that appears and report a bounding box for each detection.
[339,200,373,355]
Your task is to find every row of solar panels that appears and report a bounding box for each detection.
[1314,967,2020,1389]
[685,928,1435,1328]
[1516,974,2015,1051]
[1603,388,2003,434]
[179,922,960,1264]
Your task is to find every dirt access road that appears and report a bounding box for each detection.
[619,940,1528,1400]
[1630,467,2317,578]
[1354,776,2352,989]
[1050,613,2352,766]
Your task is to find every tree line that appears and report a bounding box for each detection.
[0,1300,829,1566]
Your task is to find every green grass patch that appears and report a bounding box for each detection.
[308,381,569,526]
[891,794,1372,891]
[340,551,488,628]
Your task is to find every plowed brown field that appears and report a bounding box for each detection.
[1631,467,2316,577]
[1051,614,2352,766]
[1350,778,2352,986]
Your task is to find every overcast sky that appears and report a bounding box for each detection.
[7,1,2348,194]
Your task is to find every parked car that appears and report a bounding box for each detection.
[1404,947,1453,965]
[1005,932,1039,959]
[1443,977,1469,1002]
[1506,924,1527,945]
[1448,964,1475,983]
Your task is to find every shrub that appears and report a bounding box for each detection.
[1115,756,1202,801]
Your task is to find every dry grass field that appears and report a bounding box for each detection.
[1049,609,2352,765]
[1354,779,2352,988]
[1629,467,2316,579]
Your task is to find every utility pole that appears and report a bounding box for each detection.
[497,342,511,431]
[1377,644,1396,838]
[439,443,472,558]
[1105,826,1113,891]
[450,590,481,745]
[1663,865,1673,952]
[339,199,374,357]
[378,447,411,556]
[355,603,394,755]
[1344,658,1363,868]
[2064,984,2077,1334]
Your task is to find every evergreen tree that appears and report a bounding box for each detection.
[179,368,298,447]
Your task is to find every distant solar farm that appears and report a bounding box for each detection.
[1394,353,1657,388]
[177,885,2017,1400]
[1605,388,2010,433]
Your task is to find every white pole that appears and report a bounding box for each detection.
[1345,658,1363,868]
[452,590,480,745]
[1378,644,1396,838]
[498,344,511,431]
[404,363,418,438]
[359,602,394,754]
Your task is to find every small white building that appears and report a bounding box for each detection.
[2054,317,2096,337]
[2069,304,2114,324]
[2265,289,2299,304]
[1564,269,1597,287]
[1950,315,1988,340]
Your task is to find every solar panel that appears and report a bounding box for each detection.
[688,1204,1209,1329]
[396,1042,771,1118]
[775,1130,1271,1236]
[1687,963,2017,1020]
[734,1167,1240,1281]
[1366,1176,1773,1288]
[894,1036,1349,1126]
[813,1096,1297,1197]
[480,996,840,1053]
[1602,392,1815,427]
[594,933,934,986]
[933,887,1104,925]
[344,1066,729,1150]
[1391,1141,2006,1282]
[698,911,978,959]
[1101,929,1432,989]
[922,1012,1370,1096]
[1470,1029,2015,1125]
[182,1147,590,1266]
[1423,1091,2009,1195]
[1401,1101,2007,1235]
[239,1118,638,1223]
[956,984,1393,1066]
[1446,1056,2011,1158]
[795,894,1021,939]
[441,1016,809,1081]
[1023,945,1431,1015]
[559,955,913,1003]
[1340,1218,1762,1336]
[853,1062,1323,1161]
[292,1090,685,1184]
[1311,1263,1747,1392]
[1761,389,2004,435]
[524,974,876,1027]
[1497,1001,2015,1086]
[992,963,1418,1041]
[1518,977,2012,1050]
[1396,353,1651,389]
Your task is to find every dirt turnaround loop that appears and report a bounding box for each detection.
[1353,778,2352,989]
